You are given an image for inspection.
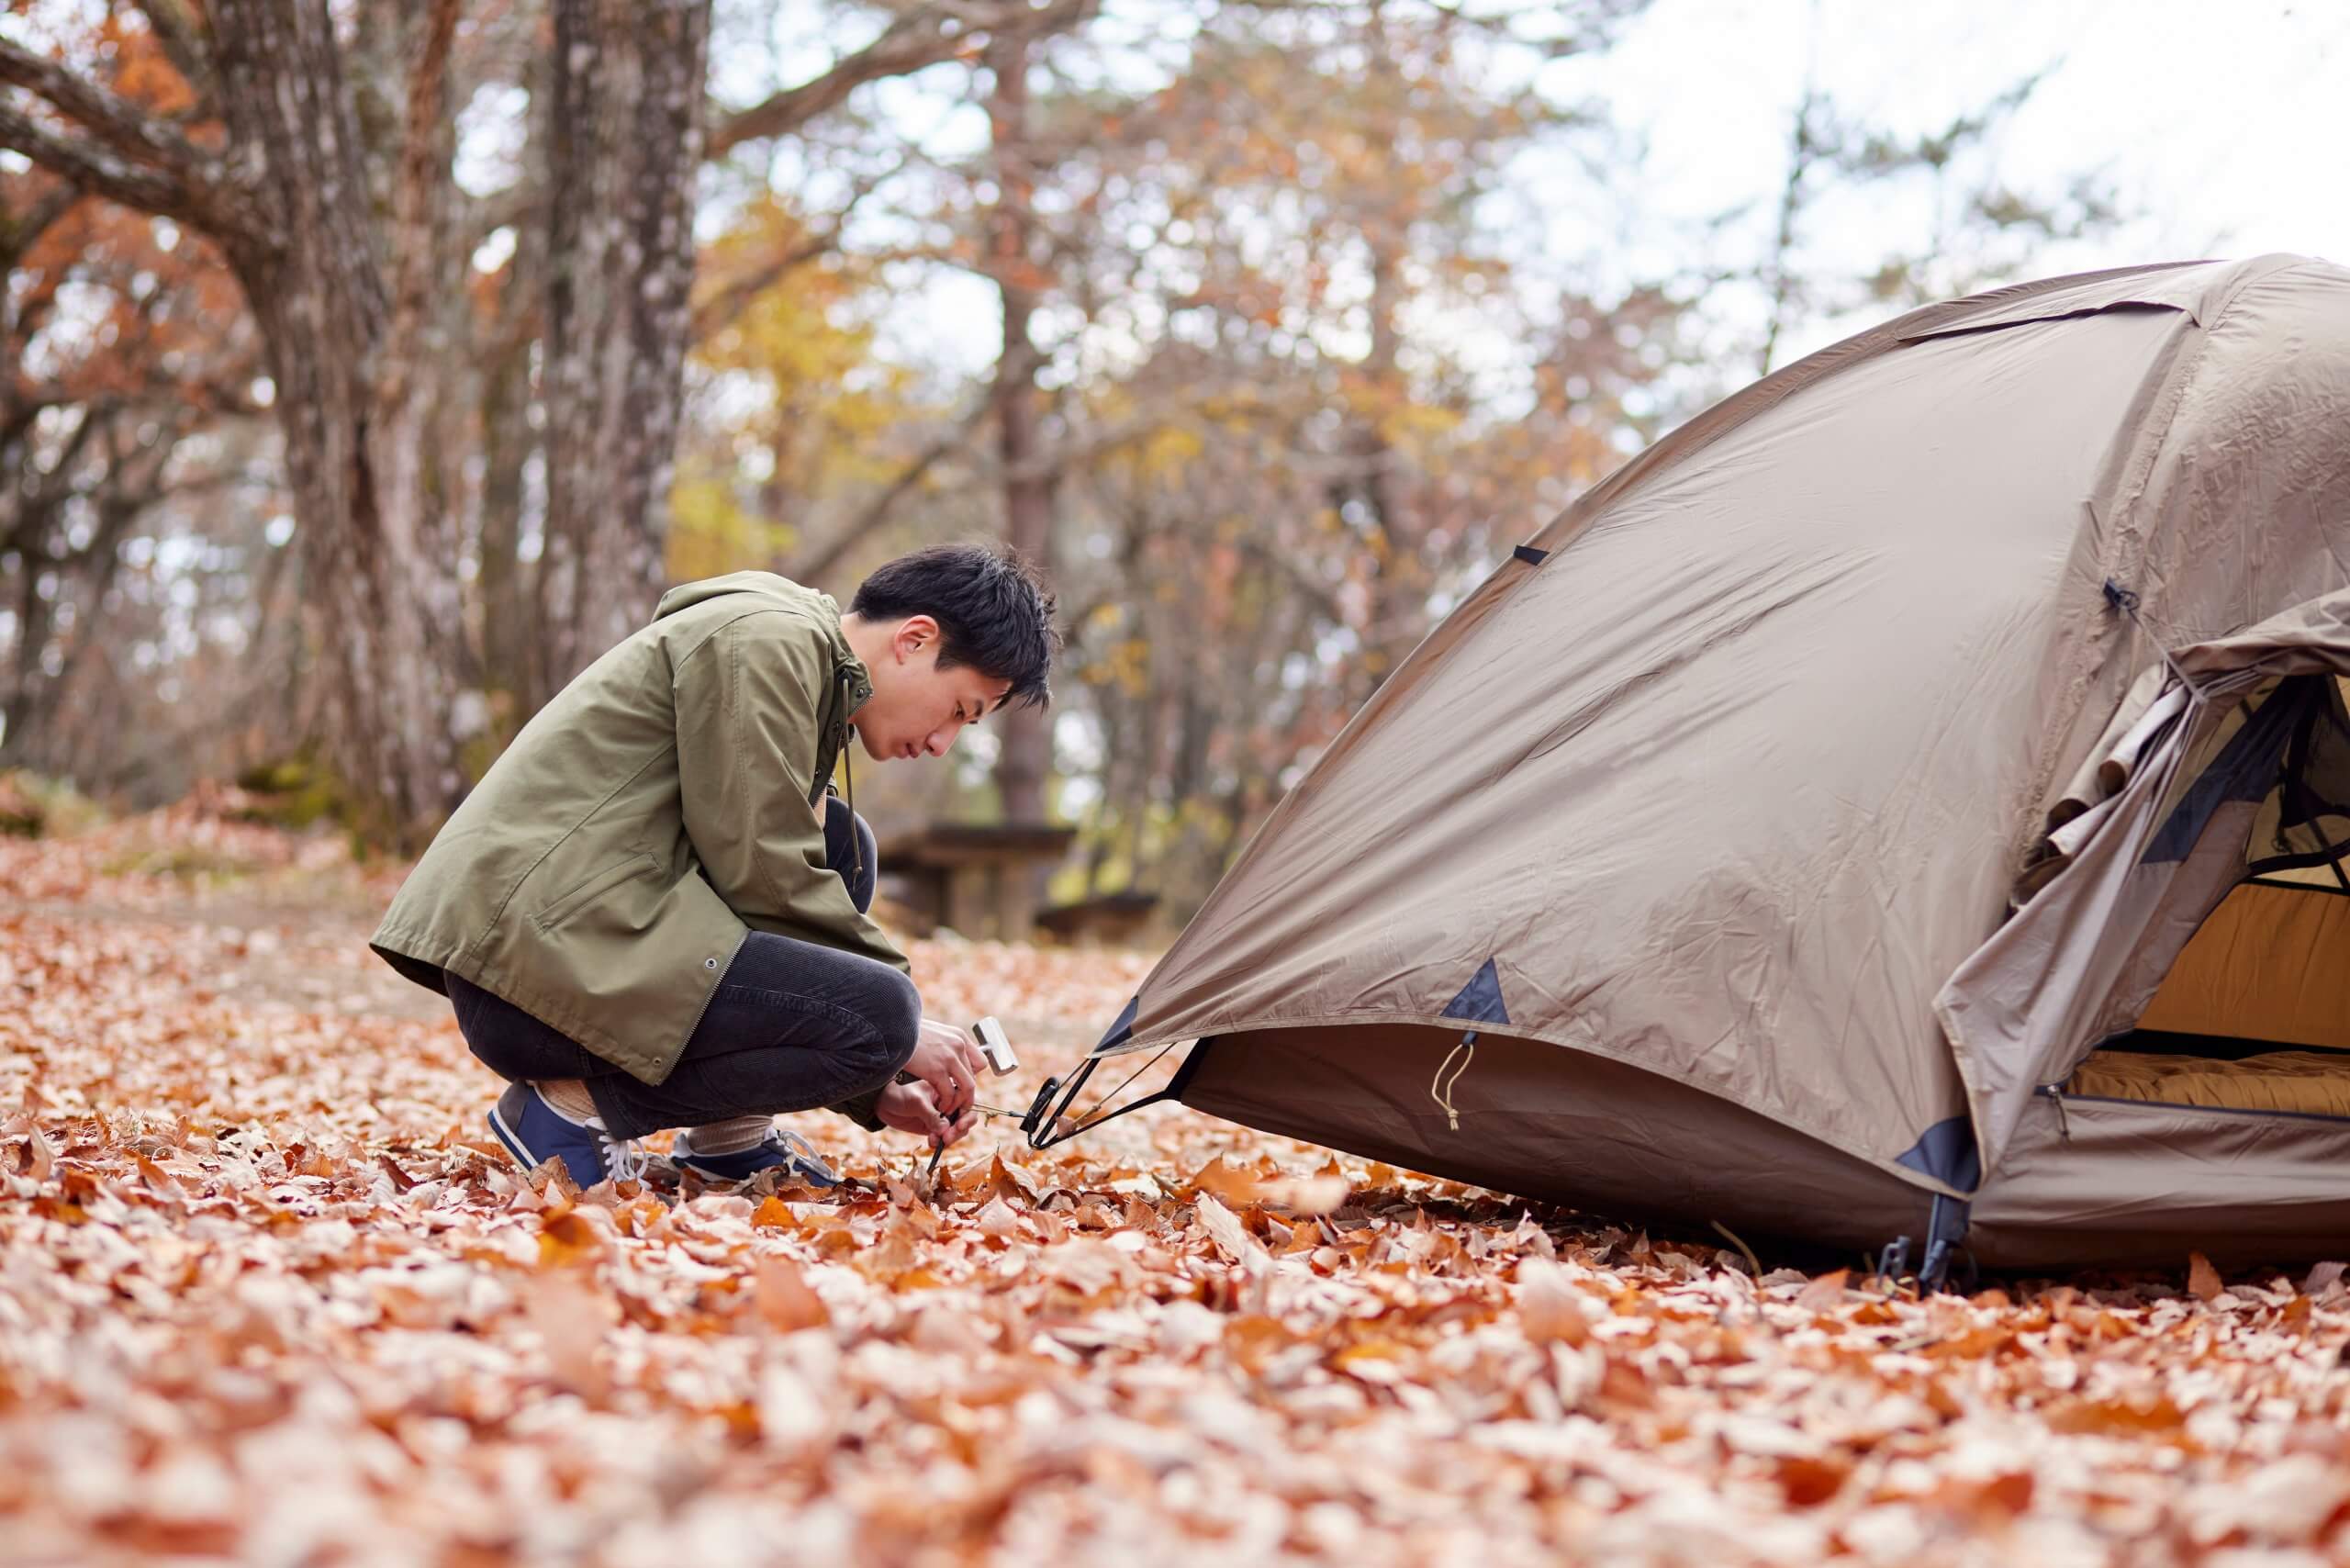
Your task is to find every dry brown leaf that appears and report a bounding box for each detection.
[2044,1394,2188,1435]
[1516,1257,1591,1345]
[1332,1340,1407,1383]
[990,1154,1046,1204]
[519,1272,611,1398]
[1194,1193,1261,1266]
[1260,1173,1350,1215]
[753,1254,830,1331]
[20,1126,54,1182]
[975,1196,1021,1241]
[537,1209,603,1269]
[1794,1269,1850,1312]
[1035,1238,1131,1295]
[1190,1153,1260,1205]
[132,1152,185,1201]
[2188,1251,2224,1302]
[1774,1453,1852,1507]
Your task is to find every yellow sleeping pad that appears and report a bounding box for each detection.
[2066,1049,2350,1117]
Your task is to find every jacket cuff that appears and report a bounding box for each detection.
[831,1084,888,1133]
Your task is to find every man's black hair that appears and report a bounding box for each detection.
[849,543,1060,711]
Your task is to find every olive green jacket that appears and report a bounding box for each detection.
[371,572,910,1124]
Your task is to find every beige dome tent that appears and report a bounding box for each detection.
[1031,253,2350,1276]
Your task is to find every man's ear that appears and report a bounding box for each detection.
[893,613,941,662]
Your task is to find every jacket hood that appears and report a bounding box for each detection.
[654,569,835,626]
[654,571,869,696]
[651,569,874,873]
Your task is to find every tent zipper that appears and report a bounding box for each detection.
[2041,1083,2072,1142]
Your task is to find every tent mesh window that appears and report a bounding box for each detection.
[2070,674,2350,1116]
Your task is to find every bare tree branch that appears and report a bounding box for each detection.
[0,37,209,181]
[784,400,991,581]
[690,225,837,338]
[687,151,909,340]
[708,0,1095,159]
[0,39,252,236]
[709,10,975,159]
[0,99,197,222]
[7,402,106,535]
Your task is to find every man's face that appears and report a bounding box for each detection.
[852,614,1013,762]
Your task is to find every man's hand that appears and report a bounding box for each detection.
[876,1080,979,1148]
[881,1015,990,1148]
[903,1015,988,1119]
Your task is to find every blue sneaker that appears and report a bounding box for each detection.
[672,1124,841,1188]
[487,1081,649,1188]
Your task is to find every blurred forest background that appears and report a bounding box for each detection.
[0,0,2149,927]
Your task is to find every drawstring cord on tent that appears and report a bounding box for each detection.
[1431,1029,1479,1131]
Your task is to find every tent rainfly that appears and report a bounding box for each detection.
[1030,254,2350,1278]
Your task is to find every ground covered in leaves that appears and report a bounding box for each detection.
[6,803,2350,1566]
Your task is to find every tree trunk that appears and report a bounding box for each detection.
[207,0,464,849]
[476,314,540,729]
[984,28,1058,826]
[537,0,711,689]
[471,32,554,726]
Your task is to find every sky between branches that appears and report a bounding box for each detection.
[735,0,2346,381]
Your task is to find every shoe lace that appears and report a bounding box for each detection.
[771,1127,837,1182]
[594,1124,650,1184]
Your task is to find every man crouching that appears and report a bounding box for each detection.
[368,543,1059,1189]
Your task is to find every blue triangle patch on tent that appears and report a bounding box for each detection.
[1438,958,1510,1026]
[1091,994,1140,1055]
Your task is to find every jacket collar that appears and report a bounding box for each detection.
[816,591,875,712]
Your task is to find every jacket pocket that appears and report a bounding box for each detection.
[532,854,658,933]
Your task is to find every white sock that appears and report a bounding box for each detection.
[532,1078,600,1124]
[677,1114,773,1157]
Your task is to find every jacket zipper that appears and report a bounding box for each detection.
[836,666,863,881]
